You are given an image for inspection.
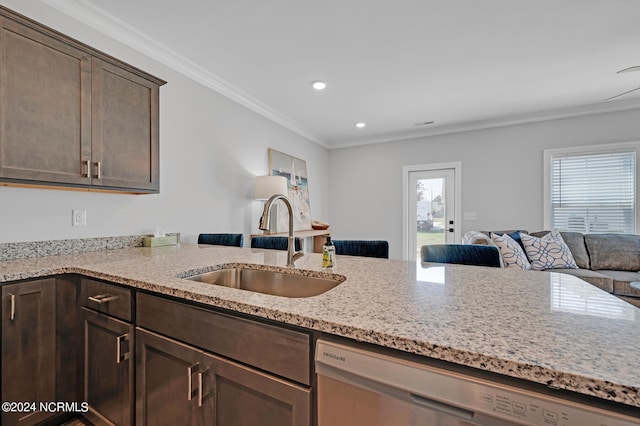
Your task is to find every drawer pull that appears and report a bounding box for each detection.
[187,363,199,401]
[116,333,130,364]
[88,294,119,304]
[9,294,15,321]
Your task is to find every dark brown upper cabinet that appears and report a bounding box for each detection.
[0,6,166,194]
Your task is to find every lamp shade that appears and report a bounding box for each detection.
[255,175,288,200]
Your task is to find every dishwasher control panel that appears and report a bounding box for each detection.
[472,387,631,425]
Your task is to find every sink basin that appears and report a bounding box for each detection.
[183,266,345,298]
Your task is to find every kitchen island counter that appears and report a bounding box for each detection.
[1,243,639,409]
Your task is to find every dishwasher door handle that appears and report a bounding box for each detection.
[410,393,475,420]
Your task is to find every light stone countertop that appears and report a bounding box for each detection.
[1,243,639,408]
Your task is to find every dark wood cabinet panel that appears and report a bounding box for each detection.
[136,292,314,425]
[81,307,134,426]
[137,293,312,385]
[1,279,56,426]
[212,354,312,426]
[0,17,92,185]
[136,328,213,426]
[56,276,81,405]
[136,327,312,426]
[80,278,132,322]
[91,59,160,192]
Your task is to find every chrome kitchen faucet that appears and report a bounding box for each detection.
[259,194,304,267]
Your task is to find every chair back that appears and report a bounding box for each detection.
[197,233,244,247]
[421,244,501,267]
[333,240,389,259]
[250,236,303,251]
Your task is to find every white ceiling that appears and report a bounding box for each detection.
[43,0,640,148]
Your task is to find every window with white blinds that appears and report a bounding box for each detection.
[550,149,635,234]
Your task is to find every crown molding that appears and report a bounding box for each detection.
[331,98,640,149]
[40,0,328,147]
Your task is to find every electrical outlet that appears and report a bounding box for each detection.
[72,210,87,226]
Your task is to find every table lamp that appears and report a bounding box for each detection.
[255,175,288,234]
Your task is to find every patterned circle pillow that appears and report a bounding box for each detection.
[520,230,578,271]
[490,232,531,270]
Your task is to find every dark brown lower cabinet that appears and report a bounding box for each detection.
[136,328,311,426]
[212,350,312,425]
[81,307,134,426]
[1,279,56,426]
[136,328,213,425]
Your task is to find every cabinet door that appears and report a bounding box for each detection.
[82,307,134,426]
[136,328,213,426]
[1,279,56,426]
[210,354,312,426]
[91,58,159,192]
[0,17,92,185]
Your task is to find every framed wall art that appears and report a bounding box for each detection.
[268,148,312,231]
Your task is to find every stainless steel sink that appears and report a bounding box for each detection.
[183,266,345,298]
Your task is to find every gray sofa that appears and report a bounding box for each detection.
[469,230,640,307]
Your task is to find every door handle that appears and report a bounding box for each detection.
[9,294,15,321]
[95,161,102,179]
[83,160,90,178]
[116,333,130,364]
[187,363,199,401]
[197,368,210,407]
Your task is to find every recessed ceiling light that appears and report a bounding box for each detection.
[311,81,326,90]
[355,122,366,128]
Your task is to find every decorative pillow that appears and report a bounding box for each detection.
[463,231,495,246]
[505,230,526,252]
[490,232,531,270]
[520,230,578,271]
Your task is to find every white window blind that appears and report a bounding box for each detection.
[550,149,635,234]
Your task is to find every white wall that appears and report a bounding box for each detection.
[0,1,329,244]
[328,109,640,259]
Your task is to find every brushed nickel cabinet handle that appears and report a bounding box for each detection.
[88,294,119,304]
[116,333,130,364]
[187,363,199,401]
[83,160,90,178]
[197,368,210,407]
[10,294,15,321]
[95,161,101,179]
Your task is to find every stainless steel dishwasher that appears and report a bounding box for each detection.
[315,338,640,426]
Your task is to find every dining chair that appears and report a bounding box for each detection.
[332,240,389,259]
[420,244,502,267]
[250,236,303,251]
[197,233,244,247]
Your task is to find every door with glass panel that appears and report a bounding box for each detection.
[406,167,457,261]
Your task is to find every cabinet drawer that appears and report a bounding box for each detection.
[81,278,132,321]
[137,293,311,385]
